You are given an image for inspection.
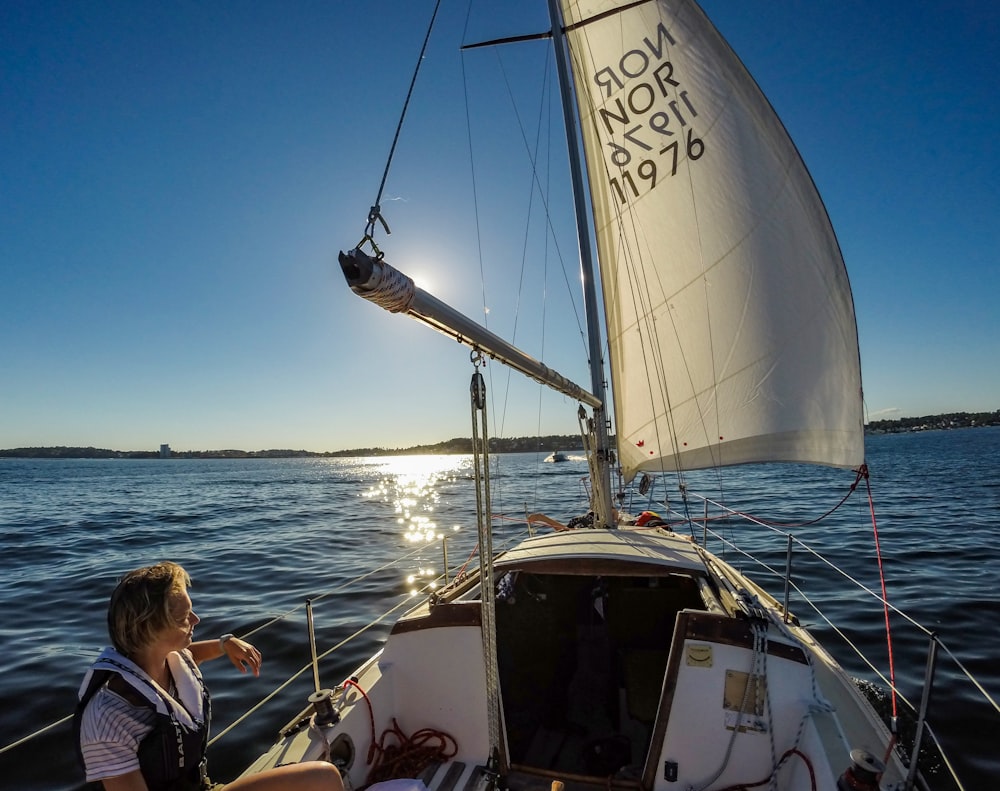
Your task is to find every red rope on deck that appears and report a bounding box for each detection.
[343,679,379,765]
[714,747,817,790]
[343,678,458,788]
[365,718,457,786]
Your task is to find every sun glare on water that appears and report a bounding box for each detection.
[361,454,471,595]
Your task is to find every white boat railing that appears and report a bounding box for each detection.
[209,533,484,747]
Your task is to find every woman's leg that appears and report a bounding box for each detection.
[223,761,344,791]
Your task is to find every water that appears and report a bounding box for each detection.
[1,429,998,789]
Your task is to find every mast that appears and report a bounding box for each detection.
[545,0,615,527]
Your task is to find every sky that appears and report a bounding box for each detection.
[2,1,997,453]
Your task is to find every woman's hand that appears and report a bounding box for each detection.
[221,635,262,676]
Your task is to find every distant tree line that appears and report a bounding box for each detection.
[0,435,583,459]
[0,446,129,459]
[5,414,997,459]
[865,410,999,434]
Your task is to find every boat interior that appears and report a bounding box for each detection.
[495,570,705,780]
[428,551,843,790]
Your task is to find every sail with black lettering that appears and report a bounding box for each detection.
[559,0,863,481]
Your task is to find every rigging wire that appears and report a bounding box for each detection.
[457,4,513,539]
[208,592,422,748]
[460,29,589,520]
[361,0,444,251]
[494,42,550,438]
[489,44,589,363]
[714,466,869,530]
[532,66,553,500]
[468,353,503,777]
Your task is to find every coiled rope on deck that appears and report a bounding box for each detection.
[365,718,458,786]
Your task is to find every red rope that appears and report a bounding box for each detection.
[343,679,379,765]
[728,466,868,529]
[714,747,817,790]
[675,464,900,762]
[365,718,457,786]
[861,464,899,728]
[453,542,480,578]
[342,678,458,788]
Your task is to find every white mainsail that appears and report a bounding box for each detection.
[559,0,863,481]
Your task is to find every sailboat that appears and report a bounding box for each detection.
[244,1,916,789]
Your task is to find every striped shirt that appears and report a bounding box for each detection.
[79,684,159,782]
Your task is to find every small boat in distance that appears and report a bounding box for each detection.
[544,450,569,463]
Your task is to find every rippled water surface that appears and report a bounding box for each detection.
[1,428,998,789]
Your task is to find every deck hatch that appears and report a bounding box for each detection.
[723,669,766,715]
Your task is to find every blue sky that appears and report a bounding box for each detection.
[2,1,997,453]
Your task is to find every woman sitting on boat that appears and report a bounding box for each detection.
[75,561,343,791]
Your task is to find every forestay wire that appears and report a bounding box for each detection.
[359,0,444,258]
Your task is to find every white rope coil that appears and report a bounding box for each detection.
[358,260,416,313]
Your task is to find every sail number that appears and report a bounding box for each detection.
[606,90,699,167]
[591,22,708,205]
[609,128,704,204]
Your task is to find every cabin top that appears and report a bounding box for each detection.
[494,527,705,576]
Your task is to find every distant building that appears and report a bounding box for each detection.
[159,444,171,458]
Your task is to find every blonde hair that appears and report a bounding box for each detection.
[107,562,191,656]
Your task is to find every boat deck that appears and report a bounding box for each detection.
[420,761,638,791]
[419,761,492,791]
[494,528,705,575]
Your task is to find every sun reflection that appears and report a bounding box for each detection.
[361,455,471,592]
[407,565,440,596]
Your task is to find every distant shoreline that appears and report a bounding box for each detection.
[2,411,997,460]
[863,410,999,435]
[0,434,583,460]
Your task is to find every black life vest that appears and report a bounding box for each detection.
[74,653,212,791]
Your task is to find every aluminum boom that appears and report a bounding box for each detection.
[339,248,601,409]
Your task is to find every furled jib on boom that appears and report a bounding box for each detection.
[338,248,601,409]
[339,247,416,313]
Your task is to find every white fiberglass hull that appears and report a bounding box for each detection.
[241,528,907,791]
